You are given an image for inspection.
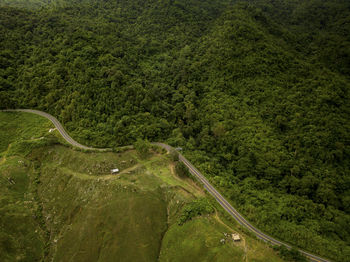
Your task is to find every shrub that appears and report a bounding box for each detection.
[134,138,151,159]
[169,149,179,162]
[175,161,191,178]
[273,245,307,262]
[178,198,214,225]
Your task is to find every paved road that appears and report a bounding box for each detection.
[3,109,108,151]
[2,109,331,262]
[153,143,331,262]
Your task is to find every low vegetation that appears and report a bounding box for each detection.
[0,111,286,261]
[178,198,214,225]
[134,138,152,159]
[273,246,307,262]
[174,161,191,179]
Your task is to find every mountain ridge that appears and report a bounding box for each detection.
[1,1,349,261]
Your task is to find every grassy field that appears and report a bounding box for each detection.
[0,111,285,262]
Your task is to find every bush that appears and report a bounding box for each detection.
[175,161,190,178]
[169,149,179,161]
[134,138,151,159]
[273,245,307,262]
[112,145,133,153]
[7,136,58,157]
[178,198,214,225]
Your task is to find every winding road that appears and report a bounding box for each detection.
[4,109,107,151]
[2,109,331,262]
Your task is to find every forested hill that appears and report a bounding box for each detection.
[1,0,350,261]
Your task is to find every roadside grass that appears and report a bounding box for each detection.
[32,145,138,176]
[159,206,284,262]
[142,155,205,197]
[0,112,53,154]
[0,111,286,262]
[159,216,245,262]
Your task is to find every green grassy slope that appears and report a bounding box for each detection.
[0,112,53,152]
[0,111,285,262]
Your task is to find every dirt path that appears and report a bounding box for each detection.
[214,209,248,261]
[214,209,235,232]
[59,164,141,181]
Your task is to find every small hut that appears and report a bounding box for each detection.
[232,233,241,241]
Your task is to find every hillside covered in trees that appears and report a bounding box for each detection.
[1,0,349,261]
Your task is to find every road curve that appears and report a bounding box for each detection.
[3,109,108,151]
[2,109,331,262]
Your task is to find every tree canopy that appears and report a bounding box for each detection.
[1,0,349,261]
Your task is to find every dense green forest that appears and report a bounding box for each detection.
[1,0,349,261]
